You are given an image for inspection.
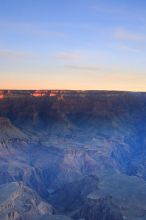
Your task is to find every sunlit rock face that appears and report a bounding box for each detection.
[0,91,6,100]
[0,90,146,219]
[0,95,4,100]
[32,90,50,97]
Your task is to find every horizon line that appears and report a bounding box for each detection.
[0,88,146,93]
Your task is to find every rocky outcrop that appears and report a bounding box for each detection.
[0,182,55,220]
[48,175,99,212]
[0,117,28,148]
[31,215,73,220]
[73,196,124,220]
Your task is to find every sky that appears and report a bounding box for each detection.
[0,0,146,91]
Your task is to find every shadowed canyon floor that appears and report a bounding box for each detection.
[0,90,146,220]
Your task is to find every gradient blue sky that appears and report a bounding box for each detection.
[0,0,146,90]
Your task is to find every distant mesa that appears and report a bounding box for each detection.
[0,90,86,100]
[0,89,64,102]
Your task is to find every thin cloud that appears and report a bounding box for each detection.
[55,52,81,61]
[65,65,101,72]
[114,28,146,41]
[113,44,140,53]
[0,22,67,38]
[0,49,37,60]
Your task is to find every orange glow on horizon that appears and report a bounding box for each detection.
[1,73,146,93]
